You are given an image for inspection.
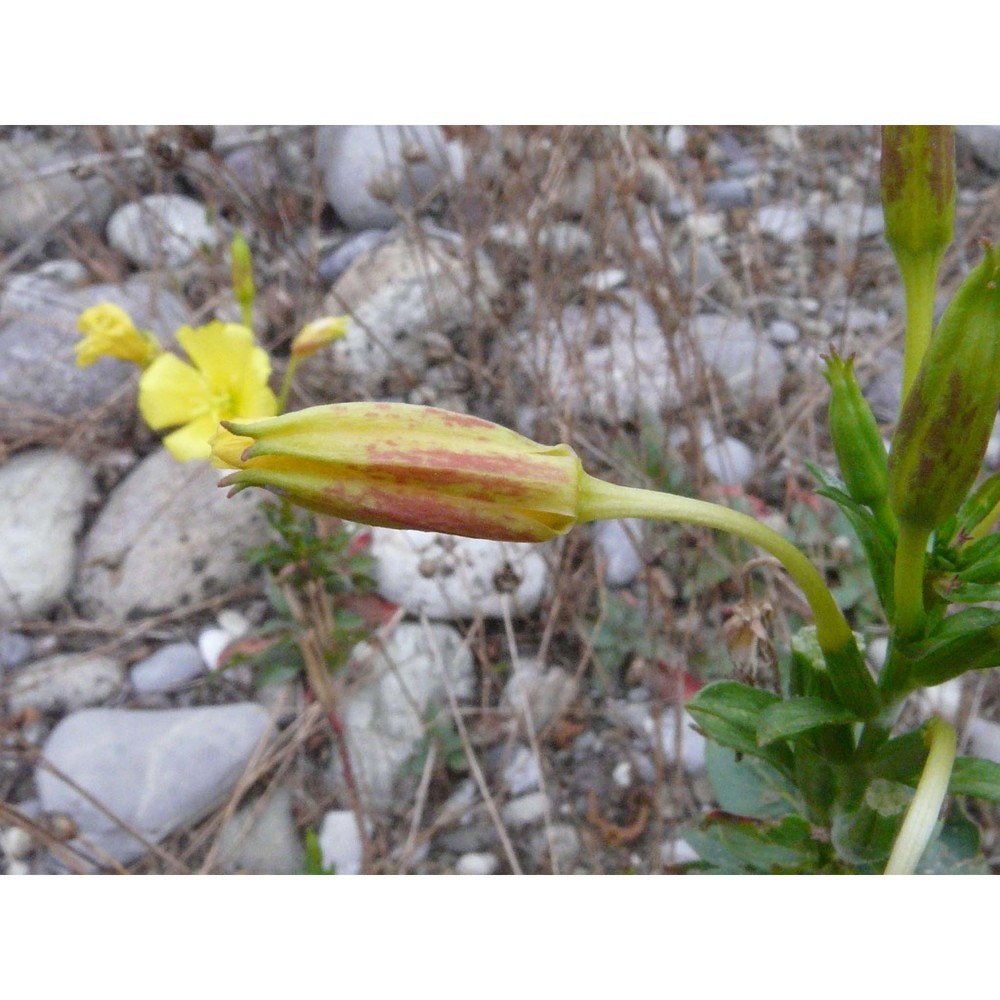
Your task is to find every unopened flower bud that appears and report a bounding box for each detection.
[290,315,349,357]
[881,126,955,267]
[213,402,584,542]
[823,351,890,515]
[231,232,255,314]
[888,243,1000,532]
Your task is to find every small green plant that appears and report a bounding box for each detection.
[241,501,377,688]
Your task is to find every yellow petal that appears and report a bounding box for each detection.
[162,413,221,461]
[138,353,210,430]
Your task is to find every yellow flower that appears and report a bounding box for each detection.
[290,315,349,358]
[212,402,583,541]
[140,322,277,462]
[75,303,161,368]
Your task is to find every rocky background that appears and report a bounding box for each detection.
[2,125,1000,874]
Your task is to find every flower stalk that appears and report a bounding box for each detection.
[883,717,956,875]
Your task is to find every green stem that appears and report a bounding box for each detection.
[579,475,850,647]
[883,717,956,875]
[240,301,254,330]
[893,521,931,640]
[899,255,940,410]
[276,356,301,415]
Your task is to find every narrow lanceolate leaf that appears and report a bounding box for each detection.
[905,607,1000,686]
[949,757,1000,804]
[756,697,857,747]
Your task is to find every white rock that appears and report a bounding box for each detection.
[370,528,549,620]
[914,678,964,725]
[0,825,33,860]
[758,203,810,243]
[592,519,645,588]
[6,653,124,714]
[0,449,91,623]
[661,838,700,865]
[502,745,542,796]
[958,126,1000,172]
[198,628,232,671]
[455,851,499,875]
[659,711,707,772]
[966,718,1000,764]
[335,621,475,810]
[501,791,549,828]
[317,126,462,230]
[37,704,271,865]
[107,194,220,268]
[701,435,755,488]
[866,636,889,674]
[317,809,366,875]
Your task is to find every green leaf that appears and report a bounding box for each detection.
[953,472,1000,542]
[808,463,895,617]
[756,696,856,747]
[949,756,1000,803]
[705,742,804,820]
[916,807,989,874]
[687,681,792,774]
[868,728,929,784]
[685,813,823,874]
[905,607,1000,686]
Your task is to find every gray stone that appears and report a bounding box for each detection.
[107,194,221,268]
[690,314,784,408]
[0,136,116,250]
[318,229,389,284]
[530,822,581,870]
[502,663,579,734]
[704,178,752,209]
[6,652,124,713]
[500,791,549,828]
[0,449,91,623]
[958,125,1000,173]
[74,448,268,623]
[313,229,499,398]
[222,146,279,200]
[37,703,271,865]
[767,319,800,345]
[864,349,904,422]
[369,528,550,621]
[317,126,462,230]
[215,785,303,874]
[592,519,645,588]
[0,631,33,669]
[335,621,475,811]
[758,202,810,243]
[0,275,189,421]
[810,201,884,242]
[130,642,206,694]
[317,809,365,875]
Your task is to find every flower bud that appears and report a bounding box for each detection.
[75,303,161,368]
[888,243,1000,532]
[231,232,255,313]
[823,351,889,511]
[290,315,349,358]
[213,402,584,542]
[881,126,955,267]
